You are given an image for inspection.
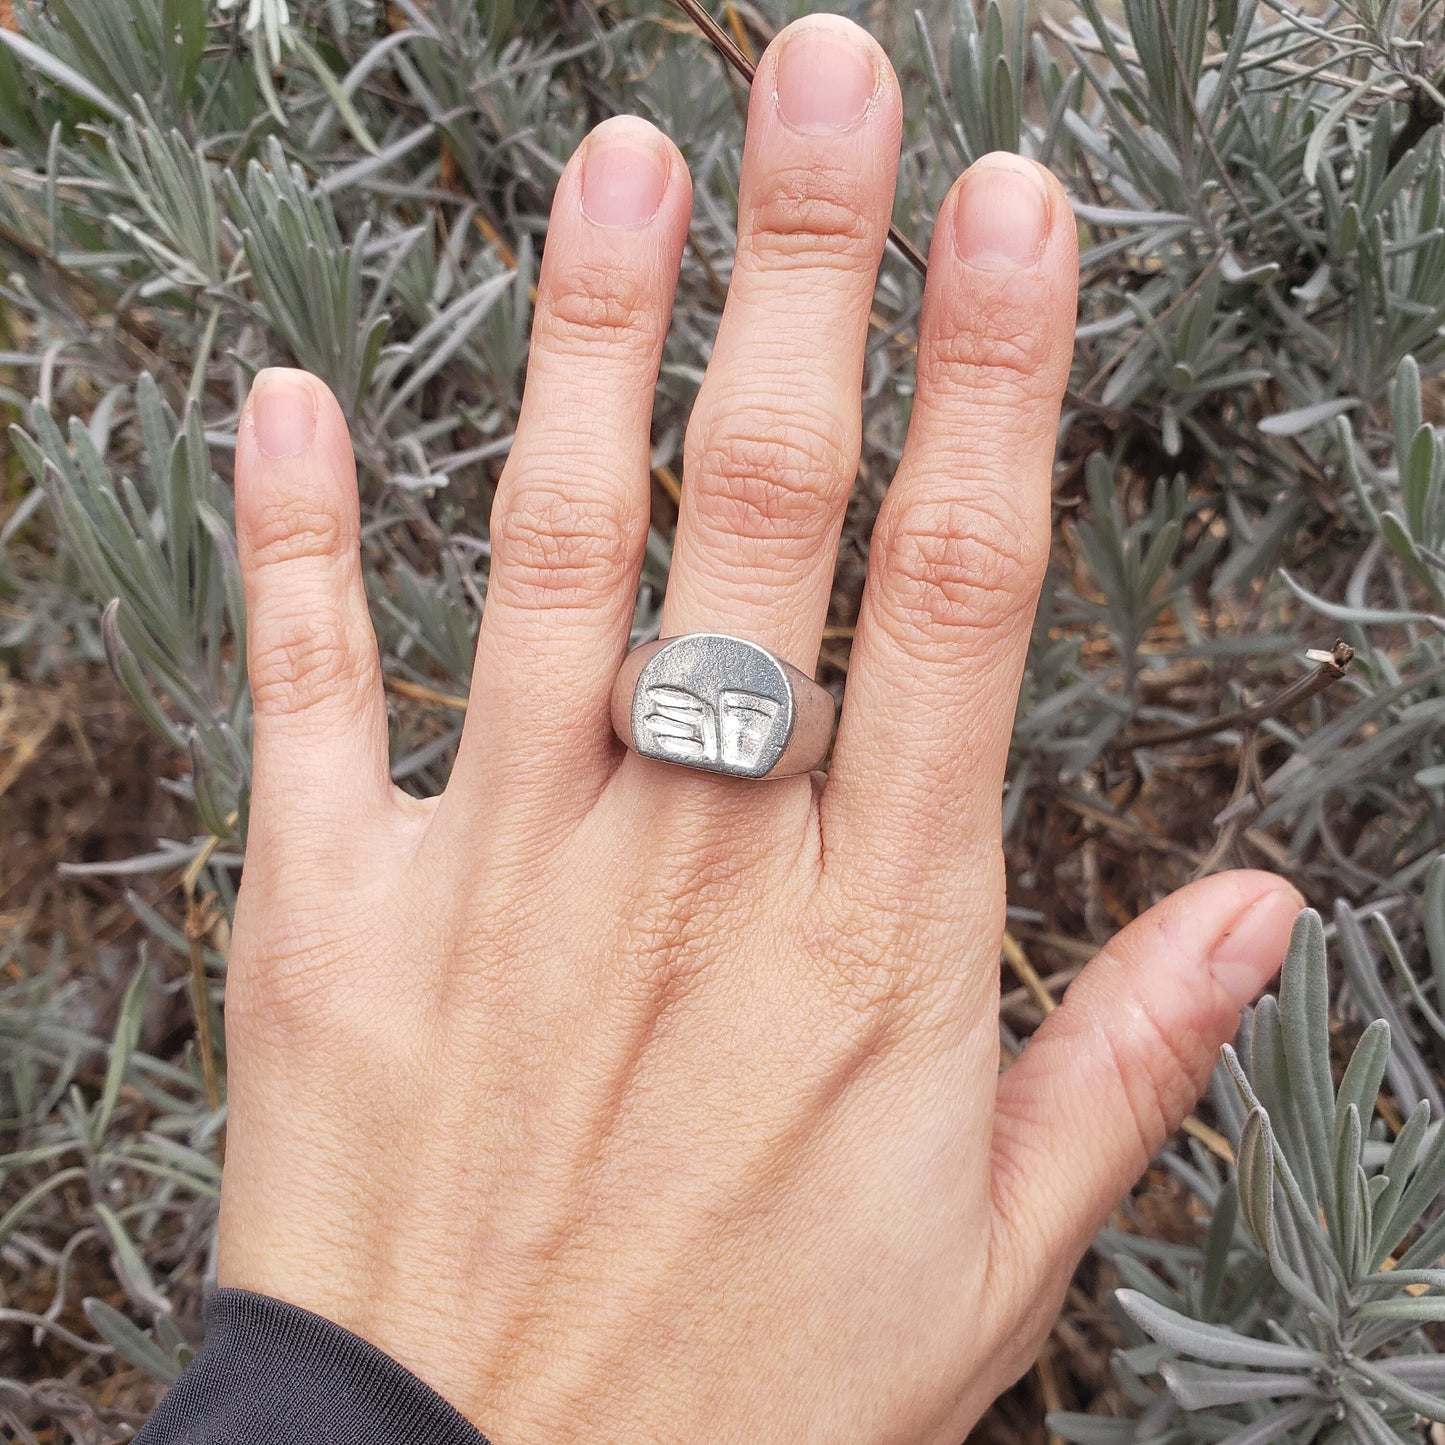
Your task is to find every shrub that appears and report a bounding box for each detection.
[2,0,1444,1438]
[1053,877,1445,1444]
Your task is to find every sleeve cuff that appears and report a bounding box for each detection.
[135,1288,491,1445]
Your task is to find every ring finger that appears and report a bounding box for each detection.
[658,14,901,676]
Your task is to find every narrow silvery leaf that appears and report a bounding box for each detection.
[292,34,379,155]
[1046,1415,1138,1444]
[96,955,148,1137]
[1279,911,1338,1223]
[1215,1401,1326,1444]
[1350,1356,1445,1424]
[1279,567,1445,628]
[101,601,185,745]
[1237,1107,1275,1251]
[135,374,177,492]
[1378,511,1441,595]
[1369,1109,1439,1225]
[1291,264,1333,304]
[153,1309,190,1358]
[1342,1386,1420,1445]
[1261,1106,1342,1307]
[1393,357,1424,481]
[319,122,436,196]
[1356,1296,1445,1322]
[1117,1290,1321,1369]
[1245,1000,1312,1199]
[1259,398,1360,436]
[1336,1021,1391,1155]
[1375,916,1445,1046]
[83,1299,182,1384]
[1373,1354,1445,1389]
[94,1202,170,1317]
[1219,253,1281,285]
[1200,1177,1240,1319]
[1374,1115,1445,1265]
[1112,1253,1183,1309]
[0,28,128,122]
[1402,427,1439,541]
[1303,79,1376,185]
[1336,1104,1364,1278]
[8,424,48,488]
[1360,1269,1445,1289]
[1425,856,1445,1008]
[0,1168,90,1249]
[1161,1358,1321,1410]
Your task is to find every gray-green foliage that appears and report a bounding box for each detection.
[12,377,249,838]
[4,0,1445,1435]
[1053,891,1445,1443]
[961,0,1445,852]
[4,0,1443,869]
[0,935,218,1404]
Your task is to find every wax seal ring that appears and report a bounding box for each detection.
[611,633,835,779]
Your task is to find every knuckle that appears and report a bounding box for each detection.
[249,601,369,717]
[686,410,855,546]
[231,886,435,1053]
[803,885,980,1042]
[246,497,348,572]
[586,839,758,1013]
[873,493,1046,644]
[740,161,880,271]
[536,257,664,358]
[921,289,1057,402]
[490,481,636,610]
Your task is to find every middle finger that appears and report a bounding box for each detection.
[659,15,901,674]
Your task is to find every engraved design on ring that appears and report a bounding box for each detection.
[611,633,835,779]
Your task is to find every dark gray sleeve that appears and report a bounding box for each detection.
[134,1289,492,1445]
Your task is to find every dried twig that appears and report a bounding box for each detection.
[385,675,469,711]
[1121,641,1355,750]
[1033,1341,1067,1445]
[1002,930,1057,1016]
[181,830,230,1156]
[1180,1116,1234,1163]
[1039,12,1403,100]
[653,463,683,504]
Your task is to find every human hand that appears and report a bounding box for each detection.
[219,16,1302,1442]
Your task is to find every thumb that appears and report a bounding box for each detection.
[987,870,1302,1288]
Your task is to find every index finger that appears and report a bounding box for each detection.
[820,153,1078,909]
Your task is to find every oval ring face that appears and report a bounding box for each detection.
[630,634,796,778]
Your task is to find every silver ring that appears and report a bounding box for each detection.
[610,633,835,779]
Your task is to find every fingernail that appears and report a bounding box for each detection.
[250,369,317,459]
[952,154,1052,271]
[774,23,877,134]
[581,121,669,228]
[1209,888,1304,1007]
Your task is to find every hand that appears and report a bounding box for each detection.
[219,16,1301,1442]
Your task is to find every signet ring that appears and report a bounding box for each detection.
[610,633,836,779]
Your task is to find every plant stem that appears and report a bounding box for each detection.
[1122,641,1356,749]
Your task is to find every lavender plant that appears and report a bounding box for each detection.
[1053,893,1445,1443]
[3,0,1445,1439]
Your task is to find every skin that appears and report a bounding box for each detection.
[218,17,1303,1444]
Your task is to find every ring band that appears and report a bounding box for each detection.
[610,633,835,779]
